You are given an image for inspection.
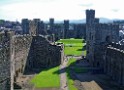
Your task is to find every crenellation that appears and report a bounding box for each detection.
[106,43,124,85]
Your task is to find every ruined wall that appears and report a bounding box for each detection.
[93,24,119,67]
[0,31,64,90]
[76,24,86,39]
[85,9,124,86]
[95,24,119,43]
[86,9,119,67]
[0,31,13,90]
[24,36,63,73]
[13,35,63,75]
[13,35,32,78]
[105,43,124,86]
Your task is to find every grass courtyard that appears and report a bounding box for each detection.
[57,38,86,56]
[30,38,86,89]
[31,66,60,88]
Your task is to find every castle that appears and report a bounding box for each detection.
[1,9,124,90]
[86,9,124,86]
[0,17,86,90]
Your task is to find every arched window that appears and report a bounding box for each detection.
[105,36,110,42]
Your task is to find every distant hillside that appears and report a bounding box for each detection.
[72,18,115,23]
[45,18,123,24]
[69,19,85,24]
[66,18,114,24]
[99,18,113,23]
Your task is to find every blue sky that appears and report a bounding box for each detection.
[0,0,124,21]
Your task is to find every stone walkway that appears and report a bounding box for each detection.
[60,58,68,90]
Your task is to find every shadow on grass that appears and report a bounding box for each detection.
[77,49,82,51]
[27,65,60,75]
[53,59,86,80]
[65,46,83,47]
[77,46,86,51]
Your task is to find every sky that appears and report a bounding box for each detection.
[0,0,124,22]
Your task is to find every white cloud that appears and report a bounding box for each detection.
[0,0,124,21]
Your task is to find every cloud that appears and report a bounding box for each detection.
[0,0,86,21]
[0,0,124,21]
[79,3,93,7]
[111,9,119,12]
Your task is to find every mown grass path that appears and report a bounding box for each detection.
[57,39,86,56]
[30,39,86,90]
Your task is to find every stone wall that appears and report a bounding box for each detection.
[105,43,124,85]
[24,36,63,73]
[85,9,124,86]
[0,31,13,90]
[0,31,64,90]
[13,35,32,78]
[86,9,119,67]
[74,24,86,39]
[13,35,63,76]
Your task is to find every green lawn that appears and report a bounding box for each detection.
[30,39,86,89]
[58,39,83,44]
[57,38,86,56]
[31,66,60,88]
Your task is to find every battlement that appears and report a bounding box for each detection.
[106,42,124,85]
[86,9,95,24]
[86,9,95,14]
[107,42,124,53]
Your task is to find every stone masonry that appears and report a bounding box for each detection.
[12,35,64,87]
[24,36,63,73]
[85,9,124,86]
[12,35,32,81]
[0,31,64,90]
[105,42,124,85]
[0,31,14,90]
[86,9,119,67]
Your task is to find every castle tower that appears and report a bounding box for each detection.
[64,20,69,39]
[22,19,29,34]
[85,9,95,40]
[85,9,96,66]
[40,21,46,35]
[49,18,54,33]
[86,9,95,25]
[33,18,40,36]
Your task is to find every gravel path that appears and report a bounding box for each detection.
[60,58,68,90]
